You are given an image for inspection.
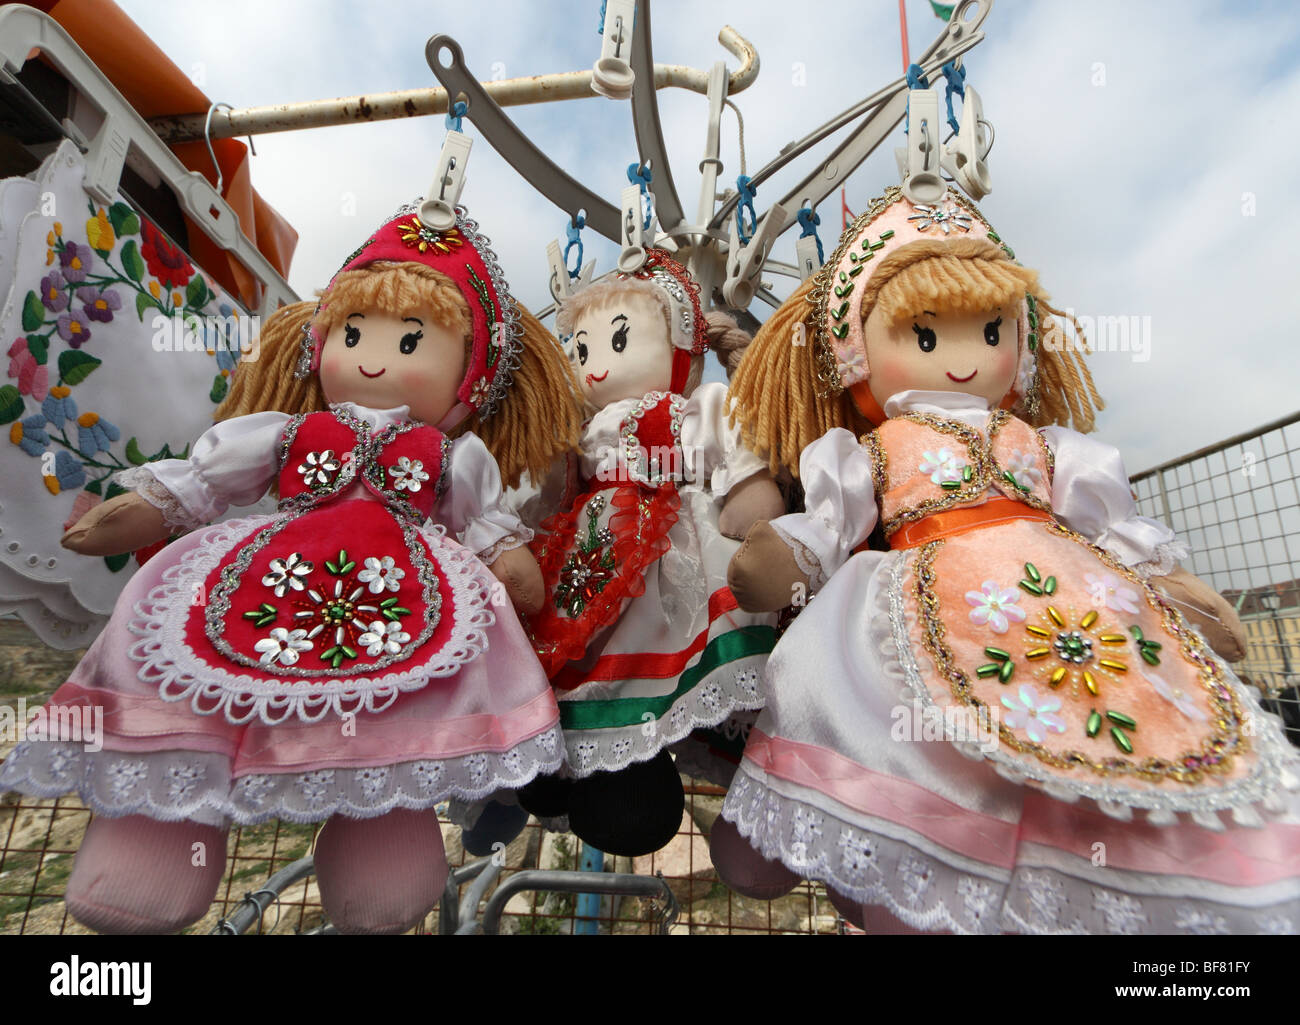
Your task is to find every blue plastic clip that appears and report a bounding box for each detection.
[796,206,824,264]
[735,174,757,246]
[564,213,586,281]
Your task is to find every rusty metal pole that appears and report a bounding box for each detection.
[149,25,759,144]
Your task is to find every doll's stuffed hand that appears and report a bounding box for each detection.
[727,520,810,614]
[60,492,170,556]
[487,544,545,617]
[1149,566,1248,663]
[718,472,786,541]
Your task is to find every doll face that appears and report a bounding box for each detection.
[570,291,673,407]
[318,308,465,425]
[860,301,1020,411]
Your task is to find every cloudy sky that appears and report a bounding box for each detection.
[117,0,1300,476]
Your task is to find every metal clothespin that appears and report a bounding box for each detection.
[895,86,945,206]
[941,83,993,200]
[420,128,473,231]
[592,0,636,100]
[723,201,791,307]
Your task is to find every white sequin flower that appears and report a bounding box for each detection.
[836,349,865,382]
[388,456,430,493]
[1001,684,1067,744]
[919,447,966,485]
[1004,448,1043,490]
[965,580,1027,634]
[358,620,410,657]
[357,555,405,594]
[261,553,313,597]
[298,449,341,488]
[1144,671,1209,722]
[255,627,313,666]
[1084,572,1141,615]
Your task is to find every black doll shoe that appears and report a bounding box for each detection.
[516,773,574,819]
[460,798,531,857]
[565,749,685,857]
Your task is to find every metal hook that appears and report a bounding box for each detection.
[613,14,625,59]
[203,101,233,195]
[440,156,458,200]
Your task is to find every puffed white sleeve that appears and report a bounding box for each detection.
[435,432,534,563]
[1040,425,1188,577]
[680,382,768,498]
[113,411,291,531]
[767,427,878,590]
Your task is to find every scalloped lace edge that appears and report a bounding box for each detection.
[114,467,203,533]
[126,514,500,726]
[0,727,563,827]
[560,652,767,778]
[768,522,828,593]
[720,770,1300,935]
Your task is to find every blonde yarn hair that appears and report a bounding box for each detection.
[216,263,581,489]
[728,239,1103,477]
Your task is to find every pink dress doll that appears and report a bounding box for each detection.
[0,203,583,933]
[712,187,1300,933]
[518,248,784,856]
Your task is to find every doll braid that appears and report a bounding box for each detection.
[215,299,328,422]
[457,307,583,490]
[1031,298,1104,434]
[726,277,858,477]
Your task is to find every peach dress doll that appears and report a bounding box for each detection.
[711,187,1300,933]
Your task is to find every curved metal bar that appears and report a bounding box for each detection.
[629,0,686,233]
[211,856,315,935]
[708,0,993,231]
[425,35,622,242]
[455,858,504,934]
[478,869,679,935]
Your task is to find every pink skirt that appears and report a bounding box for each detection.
[0,513,562,826]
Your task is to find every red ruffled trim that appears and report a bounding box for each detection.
[528,482,680,682]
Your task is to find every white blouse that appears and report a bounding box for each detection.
[578,383,767,497]
[117,402,531,560]
[771,389,1186,581]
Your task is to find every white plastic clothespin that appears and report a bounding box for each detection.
[420,129,473,231]
[546,239,595,302]
[592,0,636,101]
[723,202,792,308]
[617,182,654,273]
[941,83,993,200]
[894,86,945,206]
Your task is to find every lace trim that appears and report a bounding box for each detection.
[1129,538,1191,580]
[476,532,528,568]
[114,466,202,533]
[884,551,1300,822]
[0,728,562,826]
[768,522,827,593]
[720,769,1300,935]
[127,515,496,726]
[562,651,768,777]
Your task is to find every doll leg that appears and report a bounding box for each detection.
[65,814,229,934]
[566,749,685,857]
[313,807,448,935]
[826,888,952,934]
[460,797,530,857]
[516,773,574,818]
[708,814,801,899]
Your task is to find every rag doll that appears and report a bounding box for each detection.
[711,187,1300,933]
[518,248,784,856]
[0,202,583,934]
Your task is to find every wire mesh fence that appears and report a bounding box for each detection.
[1131,409,1300,744]
[3,410,1298,934]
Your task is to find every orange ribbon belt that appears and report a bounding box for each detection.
[865,496,1054,553]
